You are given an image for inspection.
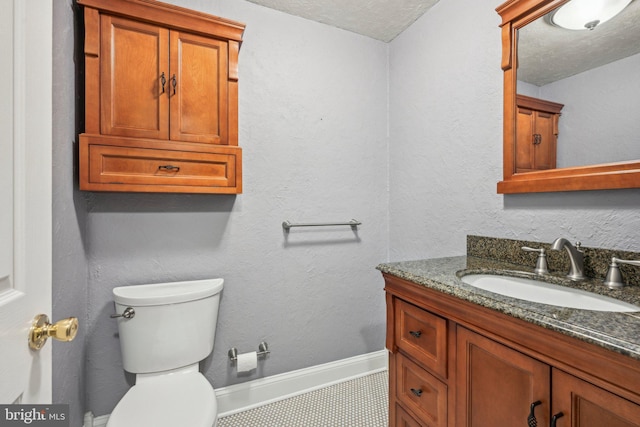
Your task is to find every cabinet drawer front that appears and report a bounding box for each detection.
[396,353,447,427]
[395,299,448,378]
[395,403,422,427]
[88,145,237,188]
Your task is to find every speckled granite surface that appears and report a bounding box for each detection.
[377,256,640,361]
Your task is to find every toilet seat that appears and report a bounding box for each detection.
[106,370,217,427]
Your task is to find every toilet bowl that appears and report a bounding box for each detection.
[107,278,224,427]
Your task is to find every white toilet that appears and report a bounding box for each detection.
[107,278,224,427]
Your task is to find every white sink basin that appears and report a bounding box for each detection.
[460,274,640,312]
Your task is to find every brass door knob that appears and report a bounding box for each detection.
[29,314,78,351]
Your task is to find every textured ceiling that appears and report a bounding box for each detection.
[245,0,440,42]
[518,1,640,86]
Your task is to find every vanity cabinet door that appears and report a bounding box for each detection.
[552,369,640,427]
[456,326,550,427]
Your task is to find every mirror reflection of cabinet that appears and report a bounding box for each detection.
[515,95,563,173]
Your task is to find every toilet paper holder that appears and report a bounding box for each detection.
[228,341,270,362]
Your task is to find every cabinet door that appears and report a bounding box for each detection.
[552,369,640,427]
[170,31,228,144]
[456,327,550,427]
[515,108,558,172]
[515,106,535,172]
[100,15,169,139]
[533,111,557,170]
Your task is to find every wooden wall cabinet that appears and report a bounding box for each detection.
[515,95,563,173]
[79,0,245,193]
[384,273,640,427]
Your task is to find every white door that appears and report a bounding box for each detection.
[0,0,54,404]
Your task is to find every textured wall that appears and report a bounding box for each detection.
[52,0,640,424]
[52,1,88,426]
[388,0,640,263]
[540,52,640,167]
[82,0,389,417]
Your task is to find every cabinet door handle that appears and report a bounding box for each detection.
[527,400,542,427]
[158,165,180,172]
[410,388,422,397]
[409,330,422,338]
[551,412,564,427]
[160,72,166,94]
[171,74,177,95]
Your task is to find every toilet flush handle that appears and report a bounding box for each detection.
[110,307,135,319]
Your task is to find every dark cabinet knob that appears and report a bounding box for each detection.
[409,330,422,338]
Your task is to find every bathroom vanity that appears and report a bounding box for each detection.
[380,256,640,426]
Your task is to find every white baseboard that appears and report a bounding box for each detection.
[216,349,388,417]
[84,349,388,426]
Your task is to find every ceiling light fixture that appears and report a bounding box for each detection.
[550,0,633,30]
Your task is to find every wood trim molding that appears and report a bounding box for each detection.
[78,0,245,41]
[496,0,640,193]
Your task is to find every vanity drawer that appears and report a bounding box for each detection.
[396,353,447,427]
[395,403,422,427]
[395,299,448,379]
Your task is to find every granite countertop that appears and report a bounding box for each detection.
[377,256,640,361]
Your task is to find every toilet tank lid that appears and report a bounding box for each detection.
[113,278,224,306]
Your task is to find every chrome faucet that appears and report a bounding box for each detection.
[551,238,585,281]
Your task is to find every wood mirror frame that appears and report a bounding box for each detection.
[496,0,640,194]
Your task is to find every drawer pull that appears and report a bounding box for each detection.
[409,330,422,338]
[527,400,541,427]
[160,72,166,94]
[551,412,564,427]
[158,165,180,172]
[410,388,422,397]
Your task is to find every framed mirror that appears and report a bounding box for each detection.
[496,0,640,194]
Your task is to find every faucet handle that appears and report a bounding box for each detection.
[522,247,549,275]
[604,257,640,289]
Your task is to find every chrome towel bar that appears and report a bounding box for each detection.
[282,219,361,231]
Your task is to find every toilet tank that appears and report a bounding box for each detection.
[112,278,224,374]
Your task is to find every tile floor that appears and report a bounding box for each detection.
[217,370,388,426]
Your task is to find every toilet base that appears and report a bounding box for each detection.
[106,364,217,427]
